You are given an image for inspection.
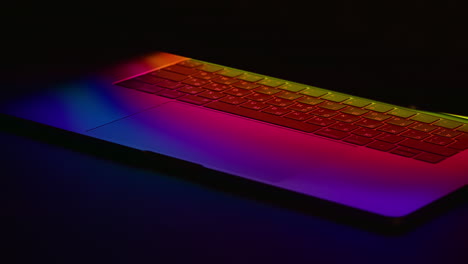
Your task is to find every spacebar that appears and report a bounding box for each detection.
[205,101,321,132]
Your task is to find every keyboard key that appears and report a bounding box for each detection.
[154,80,183,89]
[343,135,374,146]
[237,73,264,82]
[410,123,437,132]
[165,65,199,75]
[117,79,161,93]
[299,87,328,97]
[279,83,307,92]
[245,92,273,102]
[157,89,186,98]
[205,101,321,132]
[367,141,396,151]
[212,76,239,85]
[135,74,165,84]
[198,90,226,100]
[219,95,248,105]
[343,98,372,107]
[177,60,203,68]
[262,106,292,116]
[448,135,468,150]
[410,113,440,123]
[363,112,391,121]
[224,88,252,97]
[424,135,455,146]
[329,122,358,132]
[391,147,422,157]
[182,77,210,86]
[203,82,230,91]
[332,113,361,123]
[192,71,219,80]
[386,117,415,127]
[241,101,269,110]
[340,106,369,116]
[355,118,384,129]
[433,119,463,129]
[178,95,212,105]
[275,91,304,100]
[352,127,381,138]
[151,70,188,81]
[377,124,408,134]
[433,128,462,138]
[297,96,324,105]
[388,108,417,118]
[306,117,336,127]
[287,103,316,112]
[199,63,223,72]
[314,128,349,140]
[218,68,244,77]
[268,98,295,107]
[321,93,350,102]
[375,133,405,143]
[177,85,206,94]
[399,139,459,157]
[255,86,281,95]
[414,153,446,163]
[258,78,285,87]
[319,102,347,110]
[364,103,394,113]
[456,124,468,132]
[401,129,431,140]
[311,108,339,118]
[284,111,312,121]
[233,81,260,90]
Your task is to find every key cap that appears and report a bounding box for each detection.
[375,133,405,143]
[205,101,322,132]
[217,68,244,77]
[391,147,421,157]
[279,83,308,92]
[377,124,408,134]
[178,95,212,105]
[151,70,188,81]
[386,117,415,127]
[414,153,446,163]
[212,76,239,85]
[245,92,273,102]
[343,98,372,107]
[203,82,230,91]
[267,98,295,107]
[297,96,324,105]
[275,91,303,100]
[433,119,463,129]
[363,112,391,121]
[177,60,203,68]
[343,135,374,146]
[314,128,349,140]
[287,103,316,112]
[311,108,339,118]
[284,111,312,121]
[433,128,462,138]
[299,87,328,97]
[219,96,248,105]
[154,80,182,89]
[199,63,223,72]
[329,122,358,132]
[410,114,440,123]
[401,129,431,140]
[332,113,361,123]
[306,117,336,127]
[456,124,468,132]
[319,102,347,110]
[135,74,165,84]
[117,79,162,93]
[192,71,218,80]
[410,123,437,132]
[424,135,455,146]
[364,103,394,113]
[237,73,264,82]
[198,90,226,100]
[355,118,384,129]
[447,135,468,150]
[177,85,206,94]
[340,106,369,116]
[157,89,186,98]
[182,77,210,86]
[367,141,396,151]
[258,78,285,87]
[255,86,282,95]
[387,108,417,118]
[233,81,260,90]
[262,106,292,116]
[240,101,269,110]
[321,93,350,102]
[399,139,459,156]
[165,65,199,75]
[352,127,381,138]
[224,88,252,97]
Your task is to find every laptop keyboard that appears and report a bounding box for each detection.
[116,59,468,164]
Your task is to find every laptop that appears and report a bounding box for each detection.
[2,51,467,223]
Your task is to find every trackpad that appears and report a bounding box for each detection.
[87,102,356,183]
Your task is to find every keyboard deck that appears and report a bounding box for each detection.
[116,59,468,164]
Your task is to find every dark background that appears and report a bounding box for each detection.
[3,1,468,263]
